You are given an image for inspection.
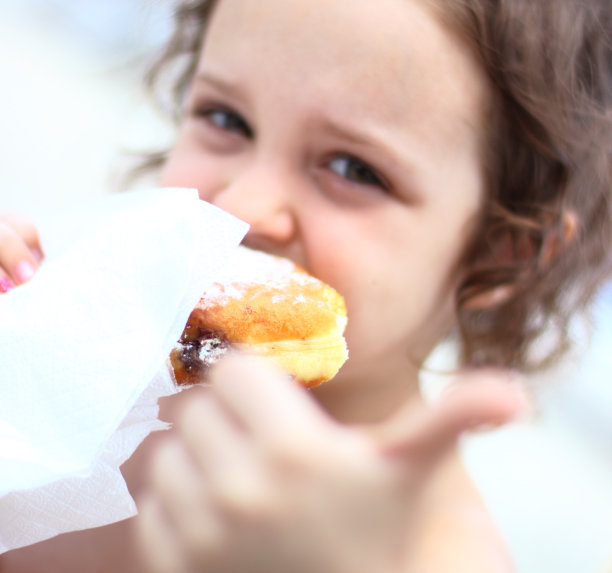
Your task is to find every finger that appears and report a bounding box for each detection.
[0,214,43,258]
[136,494,189,573]
[376,371,530,457]
[209,353,335,444]
[0,268,16,293]
[148,437,223,552]
[176,391,275,515]
[0,222,40,284]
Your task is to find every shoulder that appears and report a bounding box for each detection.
[407,448,514,573]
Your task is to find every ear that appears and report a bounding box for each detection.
[461,283,516,311]
[540,209,578,266]
[460,209,578,312]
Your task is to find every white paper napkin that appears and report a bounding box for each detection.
[0,188,249,553]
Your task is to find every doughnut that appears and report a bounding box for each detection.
[169,247,348,388]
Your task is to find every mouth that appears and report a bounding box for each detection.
[167,246,348,388]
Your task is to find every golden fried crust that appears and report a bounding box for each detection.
[188,276,346,343]
[171,249,348,388]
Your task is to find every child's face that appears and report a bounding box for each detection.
[161,0,491,391]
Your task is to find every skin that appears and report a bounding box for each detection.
[160,0,490,423]
[0,0,526,571]
[136,357,522,573]
[0,215,42,290]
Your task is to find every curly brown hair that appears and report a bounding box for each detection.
[137,0,612,371]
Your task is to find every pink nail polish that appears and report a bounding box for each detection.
[16,261,36,283]
[31,248,44,263]
[0,278,15,293]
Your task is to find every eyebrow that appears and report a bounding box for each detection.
[193,69,421,195]
[193,71,244,98]
[195,70,395,147]
[317,117,376,148]
[320,116,419,176]
[196,72,392,144]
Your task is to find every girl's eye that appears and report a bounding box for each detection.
[328,156,386,189]
[199,107,253,138]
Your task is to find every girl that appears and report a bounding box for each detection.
[1,0,610,571]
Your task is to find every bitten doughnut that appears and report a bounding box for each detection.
[169,247,348,388]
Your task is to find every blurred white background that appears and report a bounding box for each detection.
[0,1,610,572]
[0,0,172,215]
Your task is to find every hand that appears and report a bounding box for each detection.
[0,214,43,291]
[135,355,527,573]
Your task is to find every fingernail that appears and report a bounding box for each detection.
[16,261,36,283]
[472,418,517,433]
[511,386,536,421]
[0,278,15,293]
[31,248,44,263]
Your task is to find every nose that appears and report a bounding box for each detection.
[210,163,298,249]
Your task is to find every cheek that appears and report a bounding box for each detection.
[159,148,224,203]
[344,264,456,367]
[302,229,402,350]
[317,224,458,365]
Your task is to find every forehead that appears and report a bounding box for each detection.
[202,0,489,145]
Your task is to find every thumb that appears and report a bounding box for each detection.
[373,370,530,457]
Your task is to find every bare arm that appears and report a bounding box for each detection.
[405,451,514,573]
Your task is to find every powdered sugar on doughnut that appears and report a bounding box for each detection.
[201,247,320,305]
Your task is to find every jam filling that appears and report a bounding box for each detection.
[171,327,232,384]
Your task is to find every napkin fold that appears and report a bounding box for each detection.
[0,188,249,553]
